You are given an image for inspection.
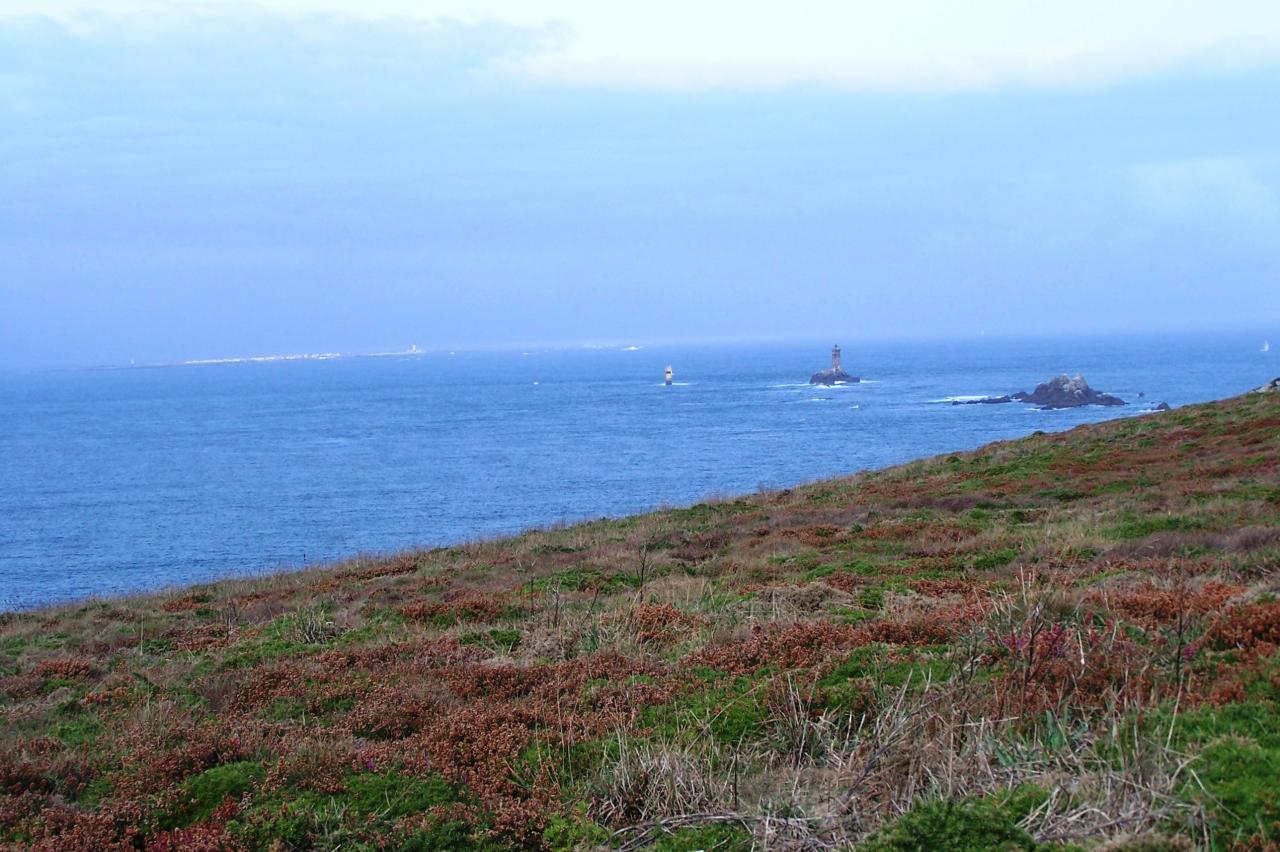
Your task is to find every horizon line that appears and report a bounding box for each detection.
[8,323,1277,374]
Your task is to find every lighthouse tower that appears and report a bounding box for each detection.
[810,343,859,385]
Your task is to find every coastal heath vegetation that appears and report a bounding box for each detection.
[1,392,1278,849]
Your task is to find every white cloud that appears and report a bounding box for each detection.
[8,0,1280,90]
[0,9,556,119]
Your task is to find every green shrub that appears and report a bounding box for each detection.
[399,817,490,850]
[819,646,951,713]
[1110,514,1206,540]
[344,770,460,818]
[229,771,469,849]
[460,627,522,653]
[228,788,335,848]
[833,607,875,626]
[1194,738,1280,844]
[51,716,100,746]
[533,568,620,593]
[1140,663,1280,846]
[641,674,769,745]
[165,761,265,828]
[803,562,842,580]
[970,547,1017,570]
[861,797,1040,851]
[650,822,753,851]
[541,804,610,850]
[768,549,821,571]
[75,776,112,806]
[859,586,886,610]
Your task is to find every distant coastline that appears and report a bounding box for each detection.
[95,346,428,371]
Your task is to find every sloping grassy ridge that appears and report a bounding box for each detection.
[2,392,1279,851]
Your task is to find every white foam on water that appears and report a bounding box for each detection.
[182,351,343,366]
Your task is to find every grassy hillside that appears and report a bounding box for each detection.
[2,392,1278,851]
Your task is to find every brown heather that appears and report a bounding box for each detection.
[0,392,1278,850]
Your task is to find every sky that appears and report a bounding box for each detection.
[1,2,1279,367]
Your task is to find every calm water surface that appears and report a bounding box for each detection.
[1,334,1273,609]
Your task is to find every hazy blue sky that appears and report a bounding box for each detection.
[2,2,1278,366]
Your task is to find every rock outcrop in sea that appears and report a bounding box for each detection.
[1252,377,1280,394]
[809,367,858,386]
[953,374,1125,410]
[1015,374,1125,409]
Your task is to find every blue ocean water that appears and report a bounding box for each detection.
[1,333,1274,610]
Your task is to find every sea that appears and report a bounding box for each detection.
[1,333,1274,610]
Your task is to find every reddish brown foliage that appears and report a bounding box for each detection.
[0,672,44,702]
[868,618,959,646]
[1096,581,1244,626]
[400,592,515,625]
[413,704,539,795]
[1187,654,1280,707]
[439,663,547,702]
[821,571,867,594]
[855,519,931,541]
[355,553,423,580]
[907,578,984,596]
[170,624,235,652]
[161,593,209,613]
[686,621,871,675]
[868,597,992,647]
[671,530,732,562]
[0,753,56,797]
[106,718,258,801]
[13,798,148,851]
[1210,601,1280,656]
[315,635,477,674]
[779,524,845,547]
[985,619,1153,716]
[266,736,360,793]
[146,822,242,851]
[622,603,704,646]
[340,685,445,740]
[33,656,97,680]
